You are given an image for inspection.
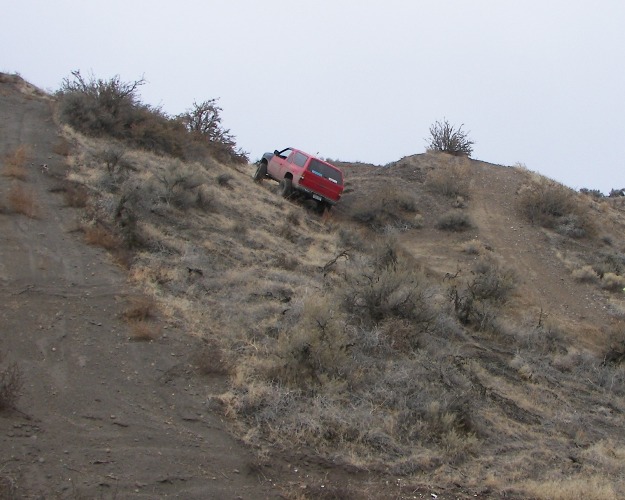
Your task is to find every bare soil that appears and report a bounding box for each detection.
[0,78,284,499]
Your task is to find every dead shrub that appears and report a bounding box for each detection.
[2,145,31,180]
[426,119,474,157]
[7,184,38,218]
[153,160,204,209]
[128,320,161,341]
[460,239,485,255]
[471,257,517,302]
[346,186,421,231]
[193,340,231,376]
[0,360,23,411]
[96,146,127,175]
[592,251,625,278]
[122,296,156,322]
[600,272,625,292]
[216,173,233,188]
[269,297,353,388]
[84,224,123,250]
[520,321,567,355]
[517,180,592,237]
[436,211,472,231]
[58,181,89,208]
[448,258,516,330]
[341,255,435,329]
[572,265,599,283]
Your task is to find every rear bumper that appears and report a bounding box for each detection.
[296,185,340,205]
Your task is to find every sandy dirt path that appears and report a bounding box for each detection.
[0,81,279,499]
[468,161,614,341]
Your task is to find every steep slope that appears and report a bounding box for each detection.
[468,161,618,345]
[0,75,279,499]
[3,72,625,499]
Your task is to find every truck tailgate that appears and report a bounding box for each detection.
[300,159,343,202]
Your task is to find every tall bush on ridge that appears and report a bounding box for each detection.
[178,99,248,163]
[426,119,474,157]
[57,71,247,163]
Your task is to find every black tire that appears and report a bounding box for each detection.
[279,178,293,198]
[253,162,267,181]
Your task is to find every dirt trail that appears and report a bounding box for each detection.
[0,81,278,498]
[468,161,613,341]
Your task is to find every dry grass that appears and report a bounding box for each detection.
[425,155,471,198]
[517,178,594,237]
[192,340,231,376]
[122,296,157,322]
[572,265,599,283]
[460,239,486,255]
[53,124,625,496]
[522,476,618,500]
[84,224,122,250]
[2,144,31,180]
[344,184,420,231]
[62,181,89,208]
[0,360,23,411]
[436,210,473,231]
[121,297,161,341]
[601,272,625,292]
[7,183,39,218]
[128,320,161,341]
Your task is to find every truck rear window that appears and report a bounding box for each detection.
[308,159,343,185]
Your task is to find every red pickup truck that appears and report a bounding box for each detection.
[253,147,344,210]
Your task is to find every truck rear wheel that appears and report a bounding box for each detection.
[253,162,267,181]
[279,178,293,198]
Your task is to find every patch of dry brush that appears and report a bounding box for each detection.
[2,145,31,180]
[8,184,39,218]
[0,355,23,412]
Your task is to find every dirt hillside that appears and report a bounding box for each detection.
[2,74,625,499]
[0,76,283,499]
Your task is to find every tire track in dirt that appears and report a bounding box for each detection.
[0,79,280,498]
[468,161,614,343]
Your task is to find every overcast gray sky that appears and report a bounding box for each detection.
[3,1,624,193]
